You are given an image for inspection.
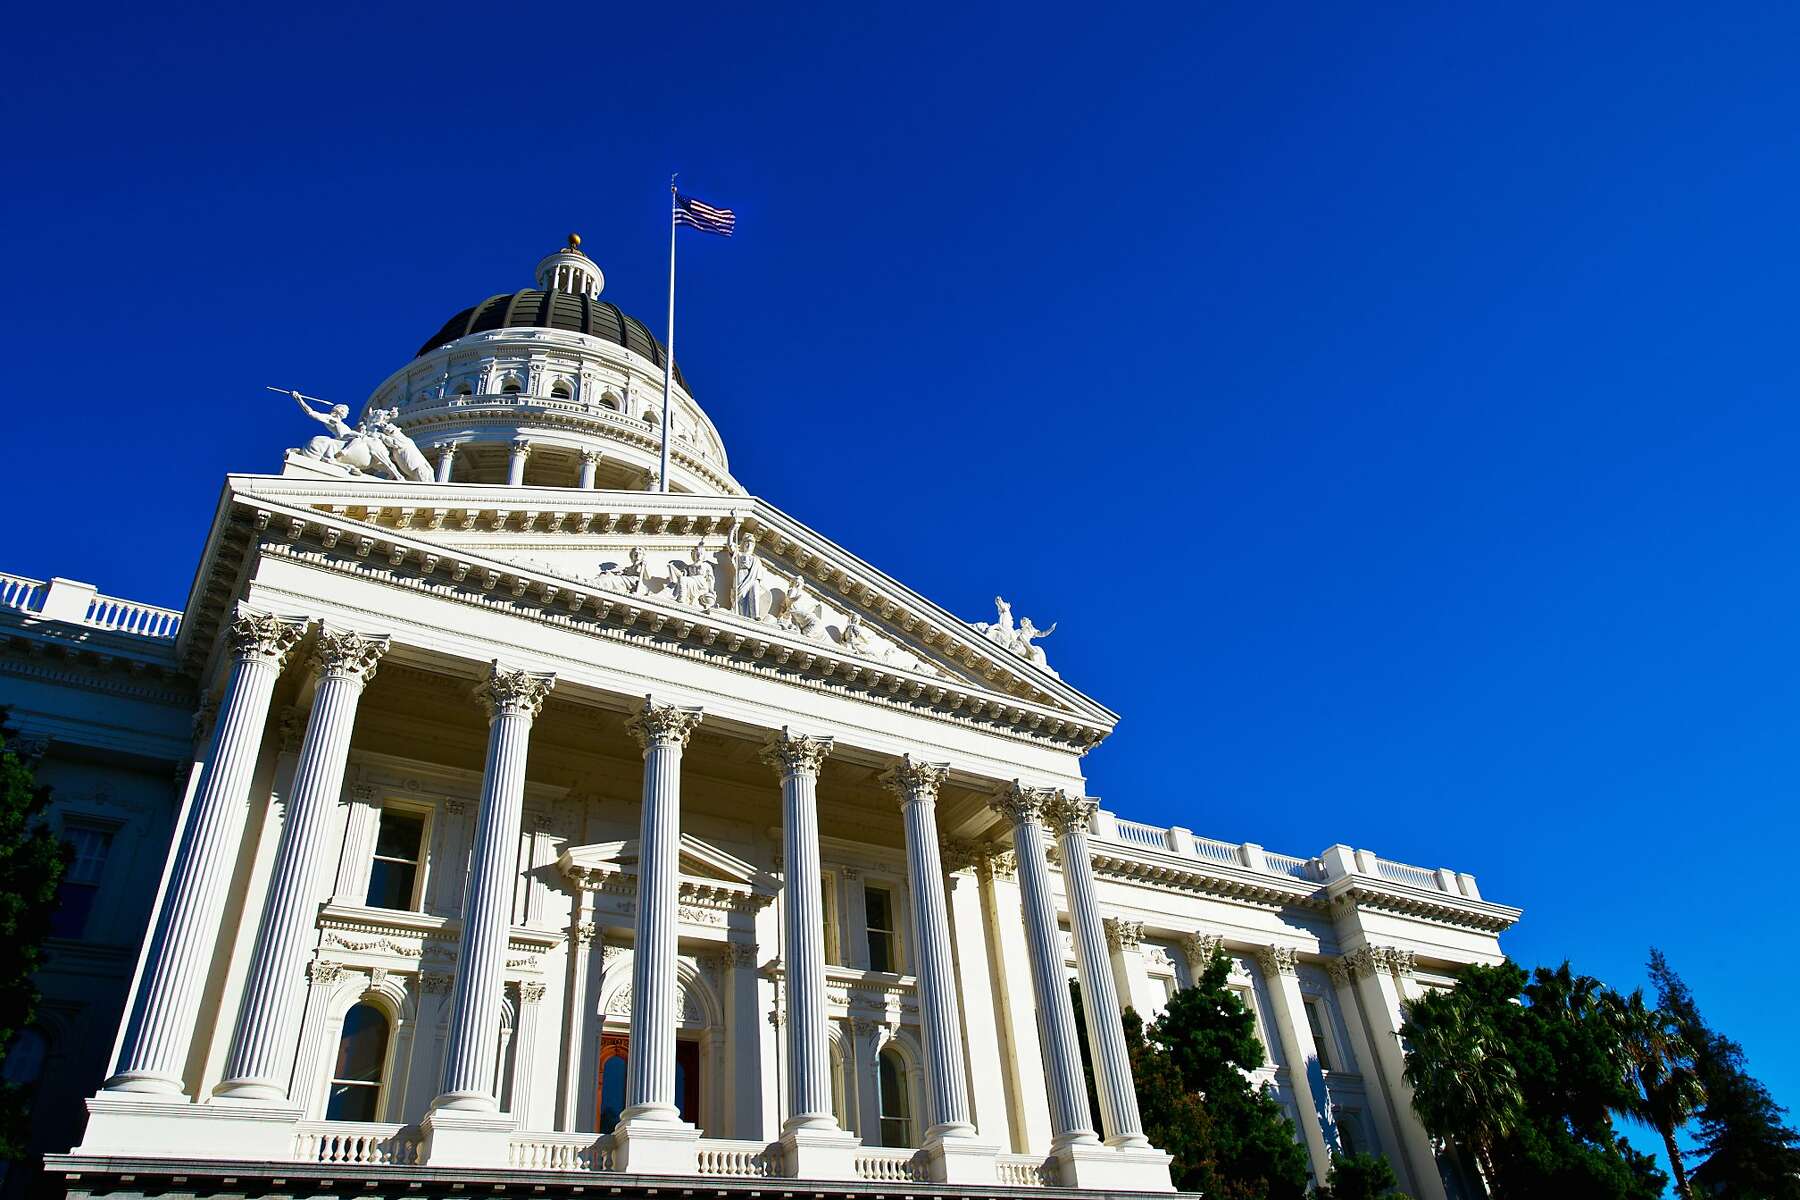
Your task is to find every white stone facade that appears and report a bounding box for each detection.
[0,241,1518,1199]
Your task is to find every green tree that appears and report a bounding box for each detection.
[1316,1151,1409,1200]
[1403,960,1665,1200]
[1092,949,1310,1200]
[1650,949,1800,1200]
[1608,986,1704,1200]
[0,720,66,1163]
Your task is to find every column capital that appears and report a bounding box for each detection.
[511,436,534,453]
[880,754,948,804]
[1254,945,1299,976]
[1041,792,1098,838]
[760,726,834,778]
[990,780,1058,827]
[225,606,307,666]
[520,981,547,1005]
[476,662,557,720]
[627,697,704,751]
[311,625,391,685]
[1181,931,1224,971]
[1103,917,1144,953]
[579,447,605,465]
[939,837,984,876]
[1325,958,1351,987]
[1343,943,1416,979]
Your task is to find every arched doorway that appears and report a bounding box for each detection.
[596,1033,701,1133]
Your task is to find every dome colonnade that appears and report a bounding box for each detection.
[366,237,743,496]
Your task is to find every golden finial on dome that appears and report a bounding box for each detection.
[568,233,582,250]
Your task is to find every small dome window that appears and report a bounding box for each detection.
[455,381,473,396]
[550,380,573,400]
[500,376,523,395]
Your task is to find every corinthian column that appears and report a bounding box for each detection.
[108,607,306,1095]
[763,728,838,1133]
[765,727,861,1179]
[988,785,1095,1150]
[434,663,555,1112]
[612,698,705,1174]
[217,626,389,1099]
[1044,793,1148,1149]
[883,757,997,1182]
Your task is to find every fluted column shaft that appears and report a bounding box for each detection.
[577,450,601,490]
[992,786,1096,1148]
[434,443,458,483]
[1047,794,1148,1148]
[884,758,974,1140]
[764,728,840,1134]
[218,627,389,1099]
[507,439,531,486]
[436,663,555,1110]
[109,608,305,1094]
[621,700,703,1123]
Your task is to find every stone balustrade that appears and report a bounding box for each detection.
[0,572,181,640]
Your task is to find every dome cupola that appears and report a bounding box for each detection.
[366,237,739,495]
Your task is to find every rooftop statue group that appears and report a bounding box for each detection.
[290,391,435,483]
[973,596,1058,676]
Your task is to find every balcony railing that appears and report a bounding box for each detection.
[1092,810,1481,899]
[0,572,181,641]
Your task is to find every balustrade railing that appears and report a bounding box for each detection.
[1114,818,1171,851]
[1373,857,1442,890]
[0,573,43,613]
[83,594,182,638]
[852,1148,928,1182]
[1264,851,1319,880]
[995,1153,1059,1187]
[509,1132,603,1170]
[1192,836,1243,866]
[696,1139,779,1177]
[293,1121,419,1165]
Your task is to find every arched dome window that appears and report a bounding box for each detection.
[326,1003,390,1122]
[550,380,573,400]
[598,392,620,412]
[877,1046,913,1148]
[455,381,473,397]
[501,376,523,395]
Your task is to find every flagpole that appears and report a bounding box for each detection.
[660,175,677,494]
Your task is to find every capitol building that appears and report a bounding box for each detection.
[1,238,1517,1200]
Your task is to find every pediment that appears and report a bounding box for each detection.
[558,834,778,898]
[200,475,1118,752]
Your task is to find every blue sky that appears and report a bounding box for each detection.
[5,1,1797,1176]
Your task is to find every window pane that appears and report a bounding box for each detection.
[373,811,424,861]
[334,1005,389,1082]
[365,859,417,910]
[867,930,892,974]
[49,882,98,939]
[865,888,891,931]
[599,1056,627,1134]
[64,827,113,883]
[1304,1000,1333,1071]
[326,1081,379,1123]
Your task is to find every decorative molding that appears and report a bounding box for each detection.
[1182,931,1224,970]
[312,625,391,685]
[308,959,345,985]
[990,781,1058,827]
[520,981,547,1005]
[225,607,307,666]
[1343,944,1418,980]
[1254,945,1298,976]
[475,662,556,720]
[278,705,305,752]
[626,697,704,751]
[421,971,453,994]
[1103,917,1144,953]
[938,837,983,876]
[879,755,948,805]
[1041,792,1097,838]
[761,727,834,778]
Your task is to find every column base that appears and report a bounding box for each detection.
[778,1126,862,1180]
[420,1106,516,1167]
[76,1092,304,1159]
[1054,1141,1176,1191]
[612,1116,701,1174]
[920,1131,999,1183]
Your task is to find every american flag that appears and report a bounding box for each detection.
[674,192,736,237]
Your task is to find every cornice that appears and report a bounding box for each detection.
[197,489,1110,754]
[1088,841,1328,914]
[1325,876,1520,935]
[0,643,195,709]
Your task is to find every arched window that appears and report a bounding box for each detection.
[326,1003,390,1122]
[598,1033,629,1134]
[877,1047,913,1148]
[2,1028,48,1088]
[501,376,523,395]
[550,380,573,400]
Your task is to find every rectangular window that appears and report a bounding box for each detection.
[1304,997,1335,1072]
[50,825,113,938]
[821,873,839,966]
[366,809,425,911]
[865,886,897,974]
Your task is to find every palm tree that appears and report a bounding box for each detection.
[1402,979,1522,1188]
[1610,990,1704,1200]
